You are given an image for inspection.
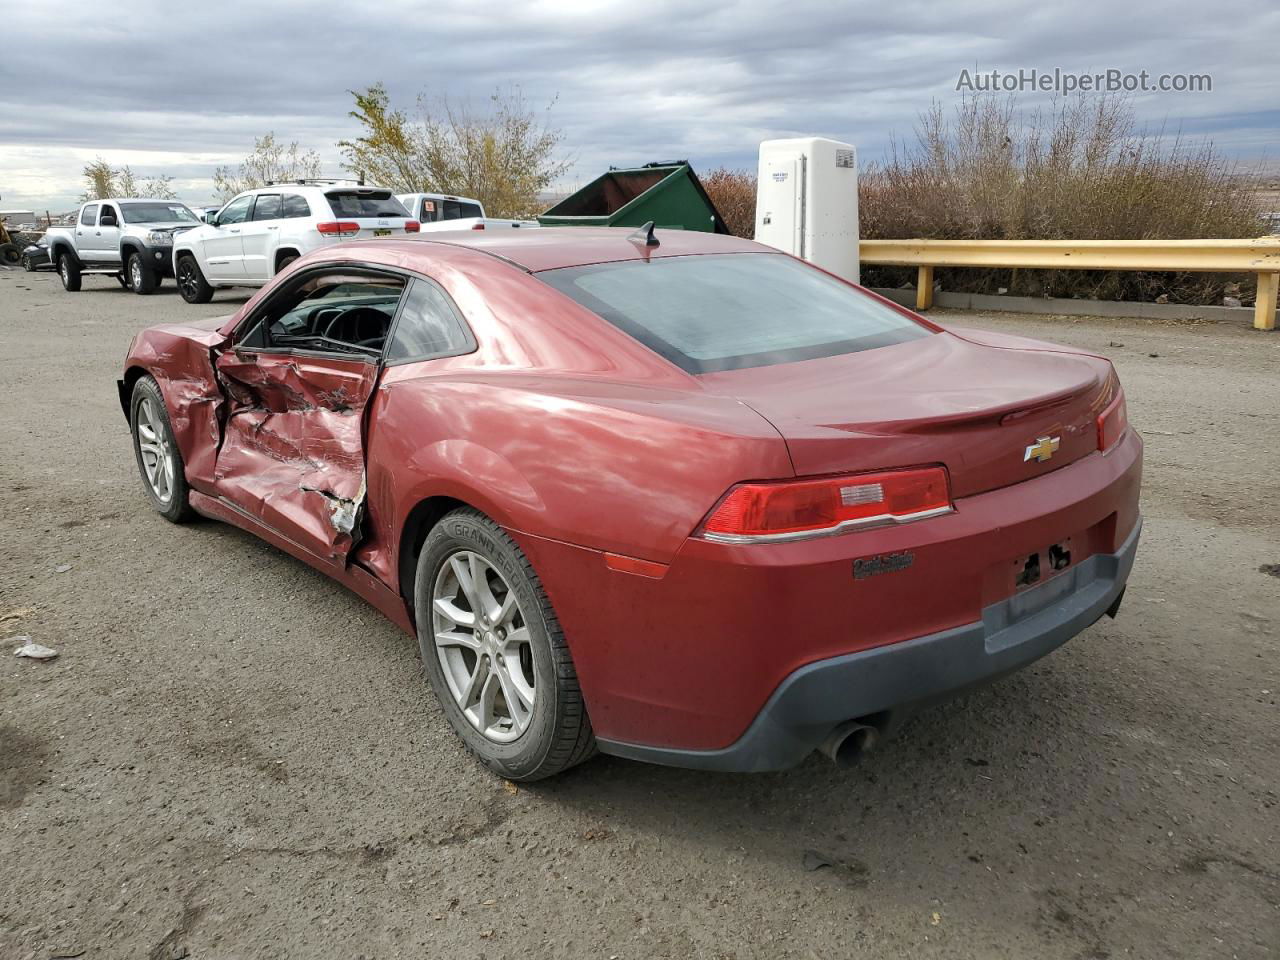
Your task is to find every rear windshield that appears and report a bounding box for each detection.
[539,253,931,373]
[121,203,199,224]
[324,191,410,219]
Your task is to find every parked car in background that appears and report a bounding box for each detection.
[44,199,203,293]
[190,206,222,224]
[396,192,538,231]
[171,180,419,303]
[118,226,1141,781]
[22,240,53,272]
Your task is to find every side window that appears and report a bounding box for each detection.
[282,194,311,218]
[218,195,253,225]
[251,194,282,221]
[385,278,475,362]
[238,271,406,357]
[80,204,99,226]
[420,198,438,222]
[442,199,482,220]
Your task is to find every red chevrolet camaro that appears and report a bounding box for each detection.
[119,227,1142,780]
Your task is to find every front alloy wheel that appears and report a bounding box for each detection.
[176,256,213,304]
[128,252,158,294]
[433,550,537,742]
[136,395,176,504]
[129,376,193,522]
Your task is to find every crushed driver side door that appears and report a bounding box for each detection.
[211,268,405,563]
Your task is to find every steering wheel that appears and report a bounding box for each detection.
[321,306,389,350]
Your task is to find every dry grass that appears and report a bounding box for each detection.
[859,96,1268,304]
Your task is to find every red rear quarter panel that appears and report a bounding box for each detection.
[359,370,791,573]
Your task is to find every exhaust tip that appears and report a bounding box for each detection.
[819,721,879,767]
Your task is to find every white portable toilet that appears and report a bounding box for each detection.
[754,137,859,284]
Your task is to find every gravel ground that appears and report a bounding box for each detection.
[2,269,1277,960]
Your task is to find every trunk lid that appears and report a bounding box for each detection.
[697,331,1114,499]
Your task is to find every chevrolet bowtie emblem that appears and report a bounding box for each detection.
[1024,436,1061,463]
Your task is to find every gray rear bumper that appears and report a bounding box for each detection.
[597,519,1142,772]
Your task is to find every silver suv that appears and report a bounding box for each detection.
[171,180,418,303]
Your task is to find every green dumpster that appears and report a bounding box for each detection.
[538,161,729,233]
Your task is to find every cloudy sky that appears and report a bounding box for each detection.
[1,0,1276,213]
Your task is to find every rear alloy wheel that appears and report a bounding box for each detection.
[435,551,537,742]
[175,255,213,304]
[22,255,36,272]
[128,252,158,295]
[58,253,81,291]
[416,508,595,780]
[129,376,194,523]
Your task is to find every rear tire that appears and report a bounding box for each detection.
[22,255,36,272]
[414,508,596,781]
[175,254,213,304]
[129,376,194,523]
[276,253,298,273]
[0,242,20,265]
[58,253,81,291]
[127,251,158,295]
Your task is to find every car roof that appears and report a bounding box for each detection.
[353,227,772,273]
[397,191,483,204]
[86,197,191,205]
[241,183,391,194]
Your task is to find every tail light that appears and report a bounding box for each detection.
[404,220,420,233]
[698,467,953,543]
[1097,388,1128,451]
[471,223,486,230]
[315,221,360,237]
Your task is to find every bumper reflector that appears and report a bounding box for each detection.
[604,553,668,579]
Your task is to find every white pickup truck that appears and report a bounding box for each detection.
[395,192,538,232]
[45,198,203,294]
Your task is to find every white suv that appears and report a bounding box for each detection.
[172,180,419,303]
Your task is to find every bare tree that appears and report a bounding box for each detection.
[135,170,177,199]
[80,160,179,200]
[212,133,322,200]
[339,83,571,219]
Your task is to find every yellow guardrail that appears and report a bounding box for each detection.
[858,238,1280,330]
